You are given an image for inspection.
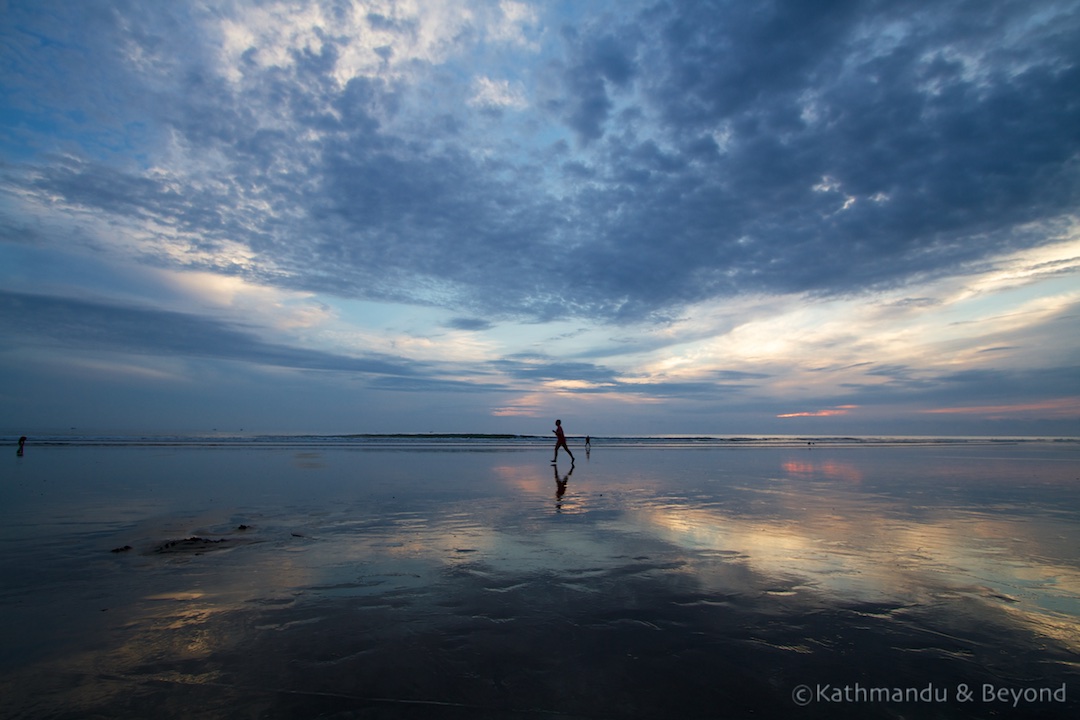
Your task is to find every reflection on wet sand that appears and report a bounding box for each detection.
[1,444,1078,718]
[782,458,864,482]
[554,462,574,512]
[632,498,1080,649]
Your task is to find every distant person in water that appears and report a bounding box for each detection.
[585,435,591,449]
[17,436,26,456]
[552,419,574,463]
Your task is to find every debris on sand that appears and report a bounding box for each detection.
[153,536,230,554]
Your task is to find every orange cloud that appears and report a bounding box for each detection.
[777,404,859,418]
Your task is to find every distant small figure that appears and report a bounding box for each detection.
[552,419,575,463]
[585,435,591,449]
[17,436,27,456]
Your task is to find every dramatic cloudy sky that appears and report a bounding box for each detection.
[2,0,1078,436]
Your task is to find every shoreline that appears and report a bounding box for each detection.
[6,432,1079,448]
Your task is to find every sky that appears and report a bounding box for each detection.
[1,0,1079,437]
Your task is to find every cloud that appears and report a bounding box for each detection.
[493,356,618,383]
[469,76,527,109]
[0,290,419,377]
[5,0,1078,329]
[552,27,639,143]
[445,317,494,332]
[920,398,1080,418]
[552,0,1080,314]
[777,405,860,419]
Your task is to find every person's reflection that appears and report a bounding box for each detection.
[554,462,574,513]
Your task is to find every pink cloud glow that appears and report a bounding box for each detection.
[777,405,859,419]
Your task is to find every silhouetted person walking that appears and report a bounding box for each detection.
[552,419,574,463]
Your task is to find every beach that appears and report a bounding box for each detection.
[2,437,1079,719]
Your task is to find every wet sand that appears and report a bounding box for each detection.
[2,441,1079,718]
